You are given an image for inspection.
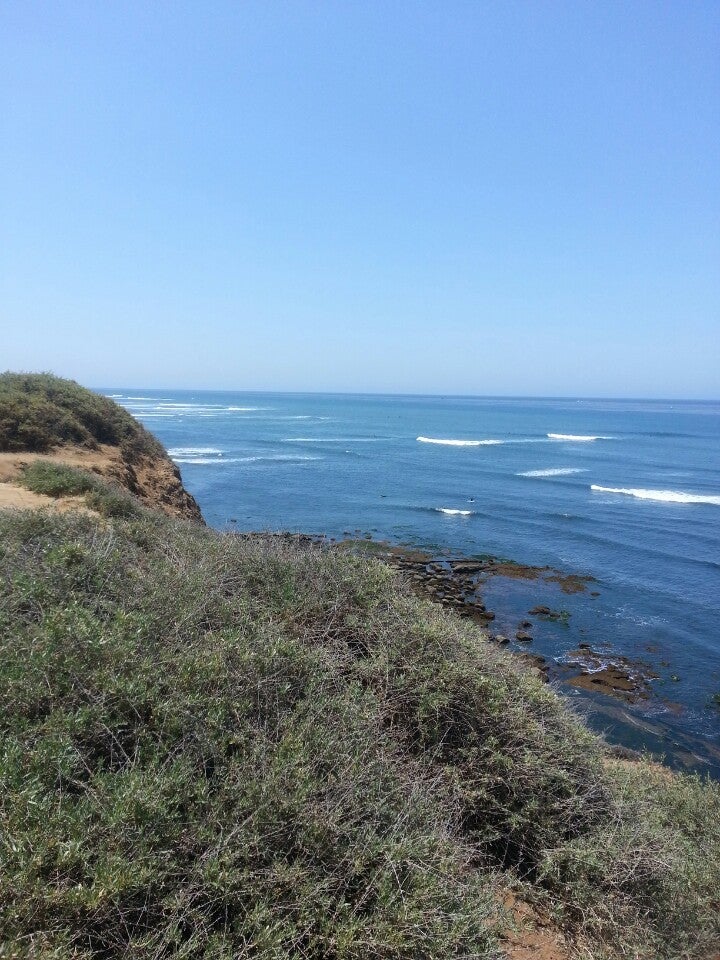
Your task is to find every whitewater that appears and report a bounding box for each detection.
[591,485,720,505]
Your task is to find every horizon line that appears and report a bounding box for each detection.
[95,386,720,404]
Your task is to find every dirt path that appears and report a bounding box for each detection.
[0,447,121,517]
[0,481,95,514]
[0,445,121,483]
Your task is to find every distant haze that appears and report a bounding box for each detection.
[2,1,719,398]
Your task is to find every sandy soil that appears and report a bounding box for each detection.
[0,445,203,522]
[499,892,570,960]
[0,446,120,518]
[0,445,120,480]
[0,481,95,515]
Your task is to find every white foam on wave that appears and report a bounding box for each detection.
[283,437,381,443]
[168,447,223,457]
[435,508,474,516]
[173,457,242,465]
[255,454,322,461]
[591,485,720,505]
[145,402,264,412]
[173,454,322,465]
[548,433,613,442]
[519,468,588,477]
[417,436,502,446]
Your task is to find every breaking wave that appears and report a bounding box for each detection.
[173,454,322,465]
[168,447,223,457]
[435,508,475,516]
[548,433,613,442]
[173,457,245,465]
[417,436,502,446]
[283,437,382,443]
[519,468,588,477]
[128,403,265,414]
[591,485,720,505]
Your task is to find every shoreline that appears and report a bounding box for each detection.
[5,430,713,779]
[238,530,720,779]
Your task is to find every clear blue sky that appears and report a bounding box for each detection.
[2,1,718,397]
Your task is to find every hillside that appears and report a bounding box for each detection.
[0,379,719,959]
[0,373,203,522]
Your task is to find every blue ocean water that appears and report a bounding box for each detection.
[107,390,720,772]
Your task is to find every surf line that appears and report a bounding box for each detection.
[417,436,502,446]
[591,485,720,506]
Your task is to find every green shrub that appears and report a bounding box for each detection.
[0,511,498,958]
[536,761,720,957]
[0,372,164,457]
[18,461,141,518]
[84,486,141,518]
[18,461,101,498]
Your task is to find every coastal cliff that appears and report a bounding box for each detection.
[1,373,719,960]
[0,372,203,522]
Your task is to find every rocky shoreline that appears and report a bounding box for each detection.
[253,531,720,777]
[244,533,666,704]
[345,540,662,704]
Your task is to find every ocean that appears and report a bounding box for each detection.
[106,390,720,775]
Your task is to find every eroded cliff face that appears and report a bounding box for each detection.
[104,449,204,523]
[0,444,204,523]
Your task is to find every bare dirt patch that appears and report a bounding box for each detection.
[0,481,95,515]
[499,892,571,960]
[0,445,117,483]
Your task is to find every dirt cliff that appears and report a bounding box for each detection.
[0,444,203,522]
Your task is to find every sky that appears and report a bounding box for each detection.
[1,1,719,398]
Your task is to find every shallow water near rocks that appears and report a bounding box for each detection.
[105,389,720,775]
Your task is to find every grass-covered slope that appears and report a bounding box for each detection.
[1,492,719,958]
[0,372,163,459]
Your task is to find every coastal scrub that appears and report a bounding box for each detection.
[0,496,718,958]
[0,372,164,458]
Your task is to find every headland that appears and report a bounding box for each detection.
[1,374,718,959]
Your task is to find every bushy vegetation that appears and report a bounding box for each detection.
[19,461,102,498]
[0,372,164,458]
[83,485,142,519]
[18,462,141,519]
[537,760,720,956]
[0,502,718,958]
